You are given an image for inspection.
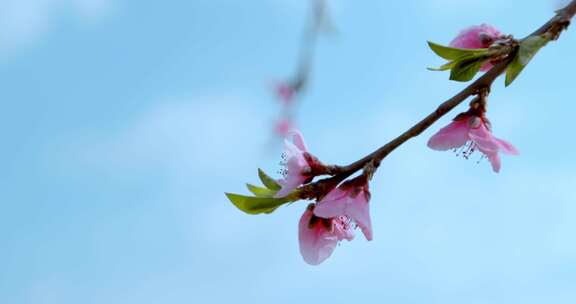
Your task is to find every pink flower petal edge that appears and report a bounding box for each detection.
[427,115,519,173]
[274,118,293,137]
[275,130,311,198]
[275,82,296,105]
[427,119,470,151]
[450,24,502,71]
[450,24,501,50]
[299,205,354,265]
[314,185,373,241]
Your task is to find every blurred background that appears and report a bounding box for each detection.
[1,0,575,303]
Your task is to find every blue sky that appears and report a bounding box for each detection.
[1,0,576,303]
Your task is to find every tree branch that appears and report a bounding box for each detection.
[299,0,576,200]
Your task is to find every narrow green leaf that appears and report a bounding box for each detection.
[427,60,458,71]
[225,193,289,215]
[428,41,488,60]
[518,36,549,65]
[449,57,485,82]
[505,54,522,87]
[246,184,276,198]
[505,35,549,86]
[258,168,281,191]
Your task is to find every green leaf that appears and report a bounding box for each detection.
[427,41,488,60]
[449,57,485,82]
[505,35,549,86]
[246,184,276,198]
[518,36,549,65]
[258,168,281,191]
[427,60,458,71]
[427,41,490,79]
[225,193,290,215]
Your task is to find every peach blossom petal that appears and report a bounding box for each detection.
[495,138,519,155]
[348,192,373,241]
[427,120,470,151]
[298,208,338,265]
[450,24,501,49]
[314,187,373,241]
[487,153,502,173]
[313,188,348,218]
[469,123,500,153]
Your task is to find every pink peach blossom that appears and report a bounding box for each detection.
[314,183,373,241]
[274,118,294,137]
[299,204,354,265]
[450,24,501,49]
[275,131,312,198]
[450,24,502,71]
[427,114,519,173]
[275,82,296,105]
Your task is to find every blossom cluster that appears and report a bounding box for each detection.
[277,131,373,265]
[228,23,532,265]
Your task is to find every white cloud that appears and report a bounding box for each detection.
[70,95,274,181]
[0,0,113,54]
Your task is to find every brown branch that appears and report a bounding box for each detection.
[299,0,576,201]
